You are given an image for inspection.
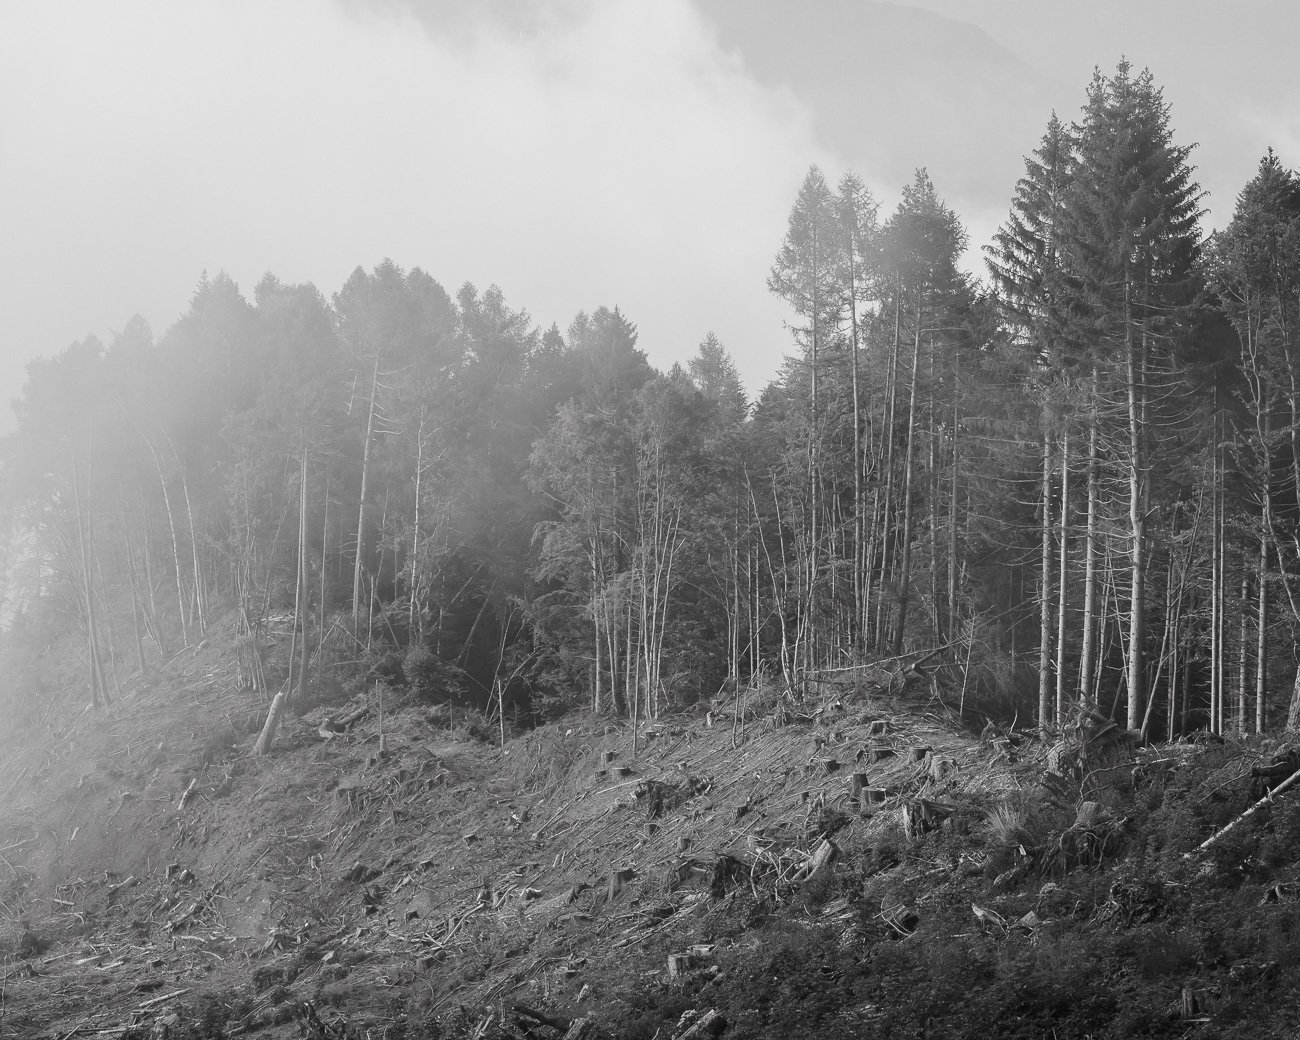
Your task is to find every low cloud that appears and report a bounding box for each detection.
[0,0,835,427]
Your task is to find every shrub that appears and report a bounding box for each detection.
[1127,923,1200,979]
[403,647,468,703]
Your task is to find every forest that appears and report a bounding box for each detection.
[3,60,1299,742]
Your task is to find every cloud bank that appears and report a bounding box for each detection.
[0,0,830,428]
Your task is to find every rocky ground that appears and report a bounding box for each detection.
[2,629,1300,1039]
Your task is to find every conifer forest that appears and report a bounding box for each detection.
[5,60,1300,742]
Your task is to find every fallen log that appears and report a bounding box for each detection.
[674,1009,726,1040]
[1186,764,1300,859]
[514,1004,572,1032]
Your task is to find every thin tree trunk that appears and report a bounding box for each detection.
[1078,394,1099,707]
[408,411,425,643]
[177,465,207,634]
[120,494,148,674]
[1258,525,1269,734]
[1257,398,1271,733]
[592,550,603,714]
[847,236,864,650]
[1055,426,1071,727]
[948,361,960,654]
[297,444,310,701]
[877,288,903,650]
[892,299,923,655]
[1211,426,1222,733]
[70,449,110,708]
[137,485,164,654]
[1238,567,1249,736]
[1125,277,1146,730]
[927,369,940,641]
[145,438,190,646]
[1038,427,1053,732]
[1211,410,1222,733]
[352,354,381,626]
[318,466,329,683]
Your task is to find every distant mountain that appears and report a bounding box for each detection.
[699,0,1070,207]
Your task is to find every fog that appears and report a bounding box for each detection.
[2,0,1297,432]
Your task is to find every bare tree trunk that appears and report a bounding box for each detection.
[948,360,960,654]
[144,437,190,647]
[318,466,329,683]
[1206,413,1216,733]
[120,494,148,674]
[761,472,794,688]
[258,439,310,755]
[877,289,903,650]
[1238,567,1249,736]
[1287,663,1300,732]
[408,410,426,642]
[591,550,603,714]
[71,449,110,708]
[1258,527,1269,734]
[297,445,310,701]
[805,224,821,683]
[1055,426,1071,727]
[177,465,207,635]
[1038,427,1053,733]
[1257,401,1271,734]
[927,373,941,641]
[892,302,923,656]
[1078,395,1099,707]
[352,354,381,627]
[847,240,864,651]
[136,486,164,654]
[1125,279,1146,731]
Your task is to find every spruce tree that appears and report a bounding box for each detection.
[1063,61,1204,730]
[986,114,1077,729]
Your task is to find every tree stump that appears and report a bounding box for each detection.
[254,689,289,755]
[563,1019,599,1040]
[929,756,955,783]
[607,867,638,900]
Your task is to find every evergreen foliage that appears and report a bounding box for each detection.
[5,61,1300,739]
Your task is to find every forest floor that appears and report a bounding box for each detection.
[2,623,1300,1038]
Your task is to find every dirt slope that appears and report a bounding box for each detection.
[2,630,1299,1039]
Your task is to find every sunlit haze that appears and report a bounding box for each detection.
[2,0,1296,430]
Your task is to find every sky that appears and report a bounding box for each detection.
[2,0,1298,435]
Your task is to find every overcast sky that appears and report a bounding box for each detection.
[3,1,1298,435]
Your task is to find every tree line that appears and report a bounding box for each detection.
[3,60,1300,738]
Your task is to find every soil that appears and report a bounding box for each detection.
[1,623,1298,1039]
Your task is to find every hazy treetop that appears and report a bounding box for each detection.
[2,0,1295,431]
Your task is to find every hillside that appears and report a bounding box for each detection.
[1,623,1299,1039]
